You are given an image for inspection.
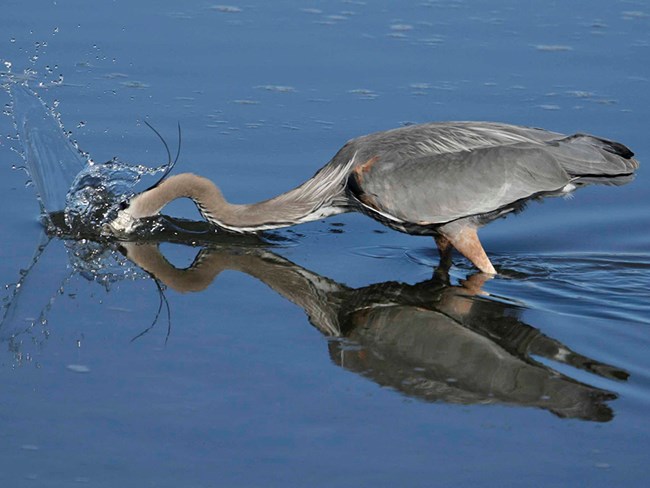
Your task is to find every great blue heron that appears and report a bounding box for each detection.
[108,122,639,274]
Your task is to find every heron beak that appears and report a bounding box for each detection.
[103,201,138,236]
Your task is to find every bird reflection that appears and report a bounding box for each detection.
[118,236,626,422]
[0,227,627,422]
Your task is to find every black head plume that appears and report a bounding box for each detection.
[142,120,182,192]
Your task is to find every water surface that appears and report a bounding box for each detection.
[0,1,649,486]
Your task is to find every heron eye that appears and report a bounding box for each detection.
[119,200,129,210]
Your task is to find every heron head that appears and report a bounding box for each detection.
[103,197,140,236]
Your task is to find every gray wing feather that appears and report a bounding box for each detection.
[348,122,563,162]
[549,134,638,176]
[359,143,573,225]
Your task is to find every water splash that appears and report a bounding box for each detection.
[0,235,151,366]
[3,75,170,235]
[8,82,86,213]
[64,160,165,233]
[65,237,149,288]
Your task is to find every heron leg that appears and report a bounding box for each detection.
[438,224,496,275]
[433,235,453,273]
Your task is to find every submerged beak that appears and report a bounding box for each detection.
[103,200,138,236]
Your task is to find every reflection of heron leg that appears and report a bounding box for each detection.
[460,273,492,295]
[432,235,453,283]
[438,222,496,275]
[434,235,453,267]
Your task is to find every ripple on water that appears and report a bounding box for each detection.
[351,245,410,260]
[255,85,296,93]
[534,44,574,52]
[355,244,650,325]
[493,253,650,325]
[348,88,378,100]
[211,5,242,14]
[622,11,649,20]
[119,80,150,89]
[66,364,91,374]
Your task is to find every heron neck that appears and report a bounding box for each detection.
[129,172,345,232]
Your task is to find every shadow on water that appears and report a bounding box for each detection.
[0,220,627,423]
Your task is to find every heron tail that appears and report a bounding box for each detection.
[555,133,639,177]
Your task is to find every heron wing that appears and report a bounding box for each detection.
[350,142,574,225]
[348,122,563,161]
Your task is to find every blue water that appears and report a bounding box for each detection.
[1,0,649,486]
